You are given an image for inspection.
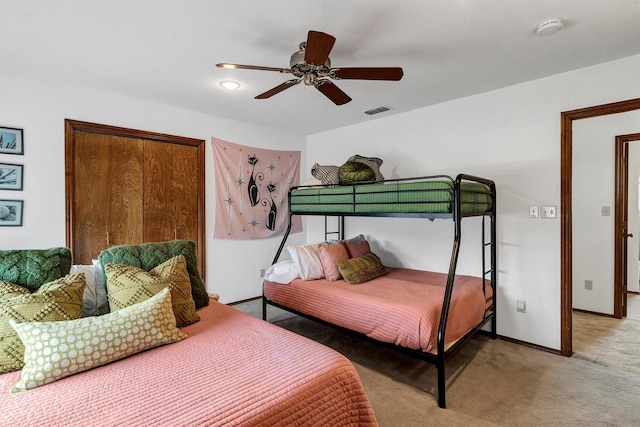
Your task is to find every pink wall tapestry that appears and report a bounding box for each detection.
[213,138,302,239]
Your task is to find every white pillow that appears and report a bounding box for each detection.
[70,264,99,317]
[9,288,186,392]
[264,260,299,283]
[287,243,324,280]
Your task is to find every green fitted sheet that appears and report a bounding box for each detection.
[290,180,492,214]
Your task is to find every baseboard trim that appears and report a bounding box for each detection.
[497,335,562,356]
[572,308,615,318]
[228,296,262,306]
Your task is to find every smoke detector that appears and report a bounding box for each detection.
[535,18,564,36]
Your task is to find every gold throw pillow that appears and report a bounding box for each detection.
[105,255,199,327]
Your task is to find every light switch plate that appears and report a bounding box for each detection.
[529,205,539,218]
[541,205,557,219]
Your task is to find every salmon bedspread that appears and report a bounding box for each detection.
[264,268,492,353]
[0,301,377,426]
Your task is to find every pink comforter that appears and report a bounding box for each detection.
[0,301,377,426]
[264,268,492,353]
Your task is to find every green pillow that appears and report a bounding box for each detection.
[338,161,376,185]
[0,247,72,292]
[99,240,208,309]
[0,274,85,373]
[337,252,387,284]
[105,255,200,327]
[10,287,186,392]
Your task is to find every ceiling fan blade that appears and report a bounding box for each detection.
[216,63,290,73]
[315,80,352,105]
[304,31,336,65]
[255,79,301,99]
[333,67,404,81]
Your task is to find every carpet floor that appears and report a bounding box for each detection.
[233,295,640,426]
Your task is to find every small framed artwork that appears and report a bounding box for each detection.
[0,163,24,190]
[0,127,24,155]
[0,200,23,226]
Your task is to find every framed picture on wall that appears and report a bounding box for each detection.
[0,163,24,190]
[0,127,24,155]
[0,200,23,226]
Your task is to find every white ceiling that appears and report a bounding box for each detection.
[2,0,640,135]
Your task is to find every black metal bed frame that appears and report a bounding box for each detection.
[262,174,497,408]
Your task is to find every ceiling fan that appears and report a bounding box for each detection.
[216,30,404,105]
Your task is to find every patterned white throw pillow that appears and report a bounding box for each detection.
[9,287,186,392]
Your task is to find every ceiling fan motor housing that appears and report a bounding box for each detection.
[290,46,331,84]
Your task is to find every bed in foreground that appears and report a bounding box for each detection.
[1,299,377,426]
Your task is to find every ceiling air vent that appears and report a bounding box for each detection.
[364,105,392,115]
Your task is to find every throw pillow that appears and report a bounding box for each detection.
[337,252,387,285]
[70,264,101,317]
[318,242,349,281]
[347,155,384,181]
[105,255,199,327]
[0,247,72,292]
[343,238,371,259]
[99,240,208,309]
[0,274,85,373]
[338,161,376,184]
[311,163,340,186]
[9,288,186,392]
[287,243,324,280]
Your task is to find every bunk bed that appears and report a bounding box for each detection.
[263,174,497,409]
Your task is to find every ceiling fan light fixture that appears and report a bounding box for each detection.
[220,80,241,90]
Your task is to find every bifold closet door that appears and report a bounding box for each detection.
[143,140,199,243]
[72,132,144,264]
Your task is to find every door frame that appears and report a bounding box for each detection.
[64,119,207,277]
[615,133,640,318]
[560,98,640,356]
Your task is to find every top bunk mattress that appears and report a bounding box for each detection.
[290,176,493,216]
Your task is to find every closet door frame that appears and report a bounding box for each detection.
[64,119,206,277]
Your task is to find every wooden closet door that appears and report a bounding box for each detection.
[72,132,143,264]
[143,141,199,243]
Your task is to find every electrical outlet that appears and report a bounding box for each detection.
[517,300,526,313]
[584,279,593,290]
[260,268,265,278]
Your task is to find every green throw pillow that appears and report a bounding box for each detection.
[10,287,186,392]
[0,274,85,373]
[105,255,200,327]
[99,240,208,309]
[338,161,376,184]
[0,247,72,292]
[337,252,387,285]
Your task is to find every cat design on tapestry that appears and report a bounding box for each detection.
[247,154,262,207]
[265,182,277,231]
[213,137,302,239]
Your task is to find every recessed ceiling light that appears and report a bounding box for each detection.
[220,81,241,90]
[535,18,564,36]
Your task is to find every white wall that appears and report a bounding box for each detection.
[306,54,640,350]
[0,73,306,303]
[573,112,640,313]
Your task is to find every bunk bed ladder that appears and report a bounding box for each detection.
[324,215,345,241]
[482,214,498,337]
